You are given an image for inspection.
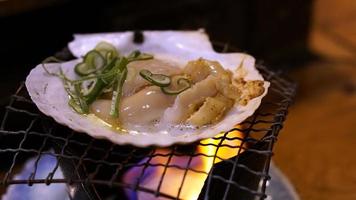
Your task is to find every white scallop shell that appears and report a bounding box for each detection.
[26,30,270,147]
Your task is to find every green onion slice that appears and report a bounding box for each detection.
[161,78,191,95]
[139,69,171,87]
[108,57,129,117]
[75,50,106,76]
[73,83,89,114]
[41,56,65,76]
[80,79,97,96]
[95,41,119,59]
[110,67,128,117]
[83,58,119,104]
[128,50,153,61]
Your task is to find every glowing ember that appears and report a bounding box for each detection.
[123,126,245,200]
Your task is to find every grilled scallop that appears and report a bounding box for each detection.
[26,30,269,146]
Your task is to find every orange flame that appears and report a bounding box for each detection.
[123,126,245,200]
[183,126,245,200]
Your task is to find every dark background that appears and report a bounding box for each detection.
[0,0,313,104]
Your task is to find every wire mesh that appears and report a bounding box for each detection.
[0,42,296,200]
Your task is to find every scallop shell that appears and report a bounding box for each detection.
[25,30,270,147]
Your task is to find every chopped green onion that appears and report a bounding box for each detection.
[75,50,106,76]
[83,79,105,105]
[68,99,84,114]
[128,50,140,59]
[86,50,105,69]
[112,57,129,74]
[110,67,128,117]
[108,57,129,117]
[42,56,64,63]
[83,58,118,104]
[59,69,76,98]
[73,83,89,114]
[74,62,91,76]
[43,43,155,118]
[161,78,191,95]
[80,79,97,96]
[41,56,65,76]
[139,69,171,87]
[71,71,116,84]
[128,50,153,61]
[95,41,119,59]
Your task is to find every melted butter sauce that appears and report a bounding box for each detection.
[87,112,199,136]
[87,114,129,134]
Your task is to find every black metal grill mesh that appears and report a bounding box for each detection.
[0,43,296,200]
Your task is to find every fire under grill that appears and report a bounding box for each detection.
[0,42,296,200]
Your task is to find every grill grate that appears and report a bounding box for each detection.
[0,43,296,200]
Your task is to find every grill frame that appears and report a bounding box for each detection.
[0,42,296,200]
